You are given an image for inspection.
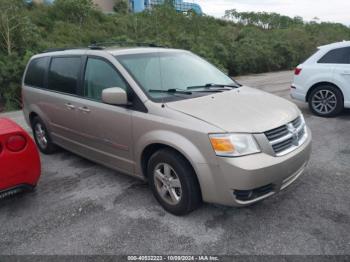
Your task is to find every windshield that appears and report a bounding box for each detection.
[115,51,236,102]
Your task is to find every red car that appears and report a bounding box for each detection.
[0,118,41,198]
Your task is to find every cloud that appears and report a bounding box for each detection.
[192,0,350,25]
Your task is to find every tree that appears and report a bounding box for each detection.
[113,0,129,14]
[52,0,94,27]
[0,0,28,55]
[224,9,305,30]
[164,0,174,8]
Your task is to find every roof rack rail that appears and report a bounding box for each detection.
[43,47,85,53]
[43,42,165,53]
[88,41,165,49]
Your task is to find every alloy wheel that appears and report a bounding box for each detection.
[153,163,182,206]
[311,89,337,115]
[34,123,48,149]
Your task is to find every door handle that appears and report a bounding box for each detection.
[342,71,350,75]
[78,106,91,113]
[65,103,75,110]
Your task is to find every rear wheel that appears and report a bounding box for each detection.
[32,116,57,154]
[309,85,343,117]
[147,149,202,216]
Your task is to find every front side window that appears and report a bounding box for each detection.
[24,57,48,88]
[48,57,81,95]
[83,58,128,101]
[318,47,350,64]
[116,51,236,102]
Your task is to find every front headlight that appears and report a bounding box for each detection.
[209,133,261,157]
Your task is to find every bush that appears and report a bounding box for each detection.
[114,0,129,14]
[0,52,32,110]
[50,0,94,26]
[0,2,350,111]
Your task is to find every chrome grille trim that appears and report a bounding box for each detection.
[264,115,308,156]
[265,126,289,141]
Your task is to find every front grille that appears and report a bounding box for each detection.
[292,116,302,127]
[264,116,307,156]
[298,126,305,137]
[265,125,289,141]
[272,137,293,154]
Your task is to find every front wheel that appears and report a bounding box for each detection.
[147,149,202,216]
[308,85,343,117]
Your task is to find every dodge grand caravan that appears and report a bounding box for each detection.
[22,46,312,215]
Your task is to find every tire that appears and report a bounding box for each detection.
[147,149,202,216]
[32,116,57,154]
[308,85,344,117]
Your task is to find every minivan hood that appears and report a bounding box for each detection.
[166,86,300,133]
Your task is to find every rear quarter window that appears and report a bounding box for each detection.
[24,57,49,88]
[318,47,350,64]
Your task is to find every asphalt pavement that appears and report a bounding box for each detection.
[0,71,349,255]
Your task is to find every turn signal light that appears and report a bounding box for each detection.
[6,135,27,152]
[210,137,235,153]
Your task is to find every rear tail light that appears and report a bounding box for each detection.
[294,68,302,75]
[6,135,27,152]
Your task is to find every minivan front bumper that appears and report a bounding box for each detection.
[197,127,312,207]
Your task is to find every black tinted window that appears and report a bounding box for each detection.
[318,47,350,64]
[48,57,81,94]
[84,58,128,101]
[24,57,48,88]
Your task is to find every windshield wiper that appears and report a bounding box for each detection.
[149,89,193,95]
[187,83,240,90]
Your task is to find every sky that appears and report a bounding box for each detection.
[192,0,350,26]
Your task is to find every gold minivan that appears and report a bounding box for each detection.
[22,46,312,215]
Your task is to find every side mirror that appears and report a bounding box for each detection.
[102,87,128,105]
